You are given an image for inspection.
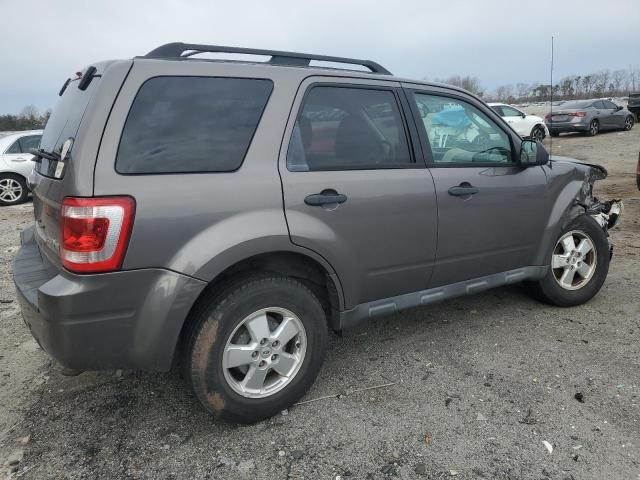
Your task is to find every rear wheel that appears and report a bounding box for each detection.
[184,276,328,423]
[623,115,634,131]
[586,119,599,136]
[530,125,546,142]
[529,215,609,307]
[0,174,28,206]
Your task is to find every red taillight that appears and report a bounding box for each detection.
[544,113,551,120]
[570,111,587,117]
[61,196,135,273]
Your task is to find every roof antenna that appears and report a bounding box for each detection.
[549,36,554,157]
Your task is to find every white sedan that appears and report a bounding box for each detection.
[0,130,42,206]
[488,103,548,142]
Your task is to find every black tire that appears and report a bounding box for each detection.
[184,275,328,423]
[586,119,599,136]
[529,215,609,307]
[531,125,546,142]
[623,115,634,131]
[0,173,29,206]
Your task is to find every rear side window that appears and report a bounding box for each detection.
[116,77,273,174]
[287,86,412,171]
[5,135,41,154]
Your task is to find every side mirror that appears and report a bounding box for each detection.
[520,139,549,166]
[521,112,527,118]
[616,105,623,111]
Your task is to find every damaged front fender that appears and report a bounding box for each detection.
[533,156,622,265]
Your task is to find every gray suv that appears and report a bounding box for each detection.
[13,43,622,423]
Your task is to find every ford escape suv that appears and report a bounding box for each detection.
[13,42,622,423]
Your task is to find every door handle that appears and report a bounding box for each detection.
[305,189,347,206]
[13,157,27,162]
[448,183,479,197]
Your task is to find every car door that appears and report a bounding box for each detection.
[3,135,40,177]
[592,100,612,129]
[404,86,549,287]
[279,78,438,309]
[603,100,626,128]
[500,105,529,137]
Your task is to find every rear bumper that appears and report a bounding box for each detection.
[545,121,589,133]
[13,225,206,371]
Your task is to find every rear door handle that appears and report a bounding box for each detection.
[305,189,347,206]
[448,183,479,197]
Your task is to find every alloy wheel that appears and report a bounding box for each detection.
[0,178,23,204]
[624,117,634,130]
[532,126,545,142]
[590,121,599,136]
[551,230,597,290]
[222,307,307,399]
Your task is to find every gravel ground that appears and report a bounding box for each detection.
[1,126,639,479]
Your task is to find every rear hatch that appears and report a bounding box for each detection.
[31,60,132,267]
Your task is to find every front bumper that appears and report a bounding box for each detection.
[13,225,206,371]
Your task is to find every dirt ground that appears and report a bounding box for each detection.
[1,125,639,480]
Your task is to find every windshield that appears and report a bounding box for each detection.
[39,71,98,155]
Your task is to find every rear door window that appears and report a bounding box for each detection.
[116,77,273,174]
[287,86,412,171]
[4,135,41,154]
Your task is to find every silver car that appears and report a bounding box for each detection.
[545,99,634,136]
[0,130,42,205]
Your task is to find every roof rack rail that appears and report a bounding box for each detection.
[144,42,391,75]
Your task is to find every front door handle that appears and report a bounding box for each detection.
[305,189,347,206]
[448,183,479,197]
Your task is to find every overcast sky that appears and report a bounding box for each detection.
[1,0,639,114]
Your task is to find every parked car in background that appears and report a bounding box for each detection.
[545,99,634,136]
[13,43,623,423]
[0,130,42,205]
[628,93,640,120]
[488,103,548,141]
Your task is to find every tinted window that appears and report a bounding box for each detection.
[287,86,412,171]
[500,106,523,117]
[593,100,606,109]
[561,100,593,109]
[412,93,512,165]
[117,77,273,174]
[490,105,504,116]
[603,100,618,109]
[5,139,21,154]
[19,135,41,152]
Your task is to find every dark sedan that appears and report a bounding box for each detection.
[545,99,635,136]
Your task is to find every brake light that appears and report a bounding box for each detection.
[570,111,587,117]
[61,196,135,273]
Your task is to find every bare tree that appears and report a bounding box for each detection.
[612,69,627,92]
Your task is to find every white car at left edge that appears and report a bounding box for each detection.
[488,103,548,142]
[0,130,43,206]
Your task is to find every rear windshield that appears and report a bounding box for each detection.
[559,100,593,109]
[40,74,97,155]
[116,76,273,174]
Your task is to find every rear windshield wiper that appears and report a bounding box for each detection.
[30,148,60,162]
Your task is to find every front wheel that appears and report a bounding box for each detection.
[529,215,610,307]
[184,276,328,423]
[623,115,634,131]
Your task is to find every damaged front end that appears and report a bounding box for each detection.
[568,160,623,254]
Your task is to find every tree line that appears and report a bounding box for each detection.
[432,67,640,103]
[0,106,51,132]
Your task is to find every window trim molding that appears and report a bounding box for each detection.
[114,75,275,176]
[404,87,524,169]
[285,82,421,172]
